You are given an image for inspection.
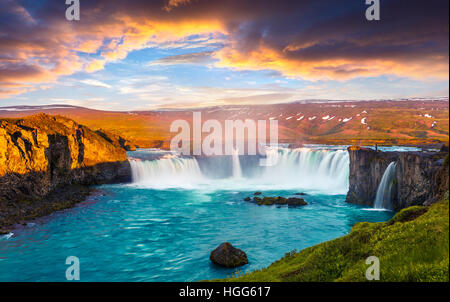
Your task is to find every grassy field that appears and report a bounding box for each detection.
[214,197,449,282]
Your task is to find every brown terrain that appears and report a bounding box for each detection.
[0,99,448,149]
[0,113,131,231]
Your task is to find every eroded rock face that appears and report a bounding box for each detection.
[210,242,248,268]
[95,129,138,151]
[0,114,131,227]
[346,148,398,207]
[346,147,449,210]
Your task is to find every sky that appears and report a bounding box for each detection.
[0,0,448,110]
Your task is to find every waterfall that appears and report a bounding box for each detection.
[374,162,397,210]
[260,148,349,192]
[129,154,203,188]
[232,148,242,179]
[128,147,349,193]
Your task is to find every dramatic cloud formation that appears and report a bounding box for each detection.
[0,0,448,100]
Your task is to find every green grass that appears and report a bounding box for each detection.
[214,198,449,282]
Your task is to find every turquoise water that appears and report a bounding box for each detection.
[0,187,393,281]
[0,148,395,281]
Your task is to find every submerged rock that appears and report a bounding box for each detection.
[254,192,262,195]
[210,242,248,268]
[244,197,251,201]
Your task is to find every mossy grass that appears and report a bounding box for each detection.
[212,197,449,282]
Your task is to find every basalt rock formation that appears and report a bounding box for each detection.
[0,113,131,229]
[346,146,449,210]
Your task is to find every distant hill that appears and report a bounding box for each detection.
[0,99,448,148]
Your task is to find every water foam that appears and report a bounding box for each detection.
[374,161,397,210]
[128,147,350,193]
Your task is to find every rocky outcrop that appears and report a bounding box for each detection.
[244,195,307,207]
[95,129,138,151]
[346,146,449,210]
[0,114,131,228]
[210,242,248,268]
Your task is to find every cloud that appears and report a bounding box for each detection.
[163,0,192,12]
[79,79,112,89]
[0,0,448,99]
[149,51,215,65]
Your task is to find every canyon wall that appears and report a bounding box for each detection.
[346,146,449,210]
[0,114,131,228]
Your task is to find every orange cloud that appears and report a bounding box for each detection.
[0,12,226,97]
[215,44,449,81]
[163,0,193,12]
[0,0,447,100]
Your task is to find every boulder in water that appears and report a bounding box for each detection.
[244,197,251,201]
[254,192,262,195]
[287,197,307,207]
[276,197,288,205]
[210,242,248,268]
[253,196,262,202]
[262,196,277,205]
[246,196,306,207]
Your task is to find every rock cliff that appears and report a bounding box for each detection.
[94,129,138,151]
[346,146,449,210]
[0,113,131,229]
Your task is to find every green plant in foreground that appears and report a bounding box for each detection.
[213,198,449,282]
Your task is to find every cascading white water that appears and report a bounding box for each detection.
[374,162,397,210]
[129,154,204,188]
[261,147,349,193]
[128,147,349,193]
[232,148,242,179]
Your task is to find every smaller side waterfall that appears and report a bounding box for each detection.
[374,162,397,210]
[232,148,242,179]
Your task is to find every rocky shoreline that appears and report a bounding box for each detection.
[0,114,132,232]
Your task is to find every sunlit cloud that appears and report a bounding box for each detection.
[0,0,447,105]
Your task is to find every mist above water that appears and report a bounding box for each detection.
[128,147,350,194]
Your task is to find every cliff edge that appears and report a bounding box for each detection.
[0,113,131,229]
[346,146,449,210]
